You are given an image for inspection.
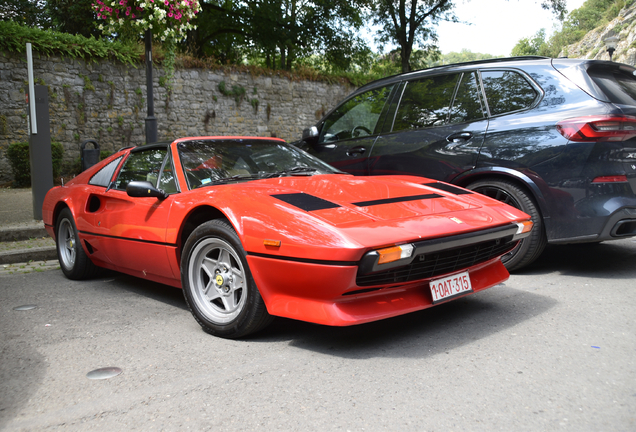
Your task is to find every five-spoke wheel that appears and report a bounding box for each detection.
[181,219,272,338]
[55,208,98,279]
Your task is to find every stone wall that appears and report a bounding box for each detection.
[0,52,354,184]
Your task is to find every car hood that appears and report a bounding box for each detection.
[186,174,529,261]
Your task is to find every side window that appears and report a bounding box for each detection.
[393,74,459,131]
[319,85,394,143]
[114,148,167,191]
[481,70,538,116]
[448,72,485,124]
[88,156,123,187]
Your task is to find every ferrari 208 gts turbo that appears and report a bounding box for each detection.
[43,137,533,338]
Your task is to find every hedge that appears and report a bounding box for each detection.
[6,142,64,188]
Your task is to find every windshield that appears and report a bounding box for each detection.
[178,139,340,189]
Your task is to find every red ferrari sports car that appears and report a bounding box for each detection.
[43,137,533,338]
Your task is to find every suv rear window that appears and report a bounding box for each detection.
[587,66,636,105]
[481,70,538,116]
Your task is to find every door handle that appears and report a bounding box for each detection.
[346,146,366,157]
[446,132,473,143]
[319,143,336,149]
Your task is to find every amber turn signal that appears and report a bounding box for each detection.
[377,244,414,264]
[263,239,281,247]
[516,220,533,234]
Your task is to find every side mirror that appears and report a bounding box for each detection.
[302,126,319,144]
[126,181,168,200]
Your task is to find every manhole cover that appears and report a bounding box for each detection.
[86,367,123,380]
[13,305,37,311]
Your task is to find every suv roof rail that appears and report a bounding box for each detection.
[362,56,552,89]
[409,56,551,74]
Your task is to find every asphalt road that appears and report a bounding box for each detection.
[1,239,635,431]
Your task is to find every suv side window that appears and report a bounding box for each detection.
[449,72,485,124]
[481,70,538,116]
[393,74,459,131]
[319,85,395,143]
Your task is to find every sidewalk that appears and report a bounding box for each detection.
[0,188,58,273]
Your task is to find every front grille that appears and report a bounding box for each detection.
[356,238,517,287]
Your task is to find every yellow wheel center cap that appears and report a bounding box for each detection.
[215,275,224,286]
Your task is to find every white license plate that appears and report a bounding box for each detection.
[429,271,473,304]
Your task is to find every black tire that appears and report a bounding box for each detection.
[180,219,273,338]
[55,208,99,279]
[467,179,547,271]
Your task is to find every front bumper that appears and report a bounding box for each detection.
[247,254,509,326]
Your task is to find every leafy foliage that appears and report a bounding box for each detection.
[370,0,455,73]
[512,0,635,57]
[0,0,51,28]
[0,21,142,65]
[48,0,102,38]
[186,0,370,71]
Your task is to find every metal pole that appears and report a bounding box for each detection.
[29,86,54,220]
[26,43,37,134]
[145,29,157,144]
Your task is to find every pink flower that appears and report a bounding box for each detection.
[131,13,135,18]
[168,11,173,17]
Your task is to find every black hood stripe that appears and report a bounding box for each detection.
[423,182,474,195]
[353,193,443,207]
[272,193,341,211]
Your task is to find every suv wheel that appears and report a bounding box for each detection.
[467,179,547,271]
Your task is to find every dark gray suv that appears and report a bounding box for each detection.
[296,57,636,270]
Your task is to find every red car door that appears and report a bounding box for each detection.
[89,145,179,282]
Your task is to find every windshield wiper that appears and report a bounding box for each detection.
[266,166,319,177]
[199,174,262,187]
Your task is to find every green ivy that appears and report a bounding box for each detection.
[0,21,141,66]
[6,142,64,188]
[80,74,95,91]
[218,81,246,104]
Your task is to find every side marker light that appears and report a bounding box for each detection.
[264,239,281,247]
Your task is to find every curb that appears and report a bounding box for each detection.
[0,221,55,264]
[0,224,48,242]
[0,246,58,265]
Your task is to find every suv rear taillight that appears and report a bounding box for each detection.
[556,116,636,142]
[592,175,629,183]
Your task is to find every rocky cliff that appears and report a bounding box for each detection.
[559,3,636,65]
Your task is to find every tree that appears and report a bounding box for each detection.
[0,0,50,28]
[189,0,369,71]
[371,0,455,73]
[370,0,568,73]
[511,29,547,56]
[47,0,101,38]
